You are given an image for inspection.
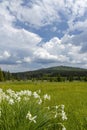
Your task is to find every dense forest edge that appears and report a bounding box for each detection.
[0,66,87,82]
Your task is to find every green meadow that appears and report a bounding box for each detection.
[0,81,87,130]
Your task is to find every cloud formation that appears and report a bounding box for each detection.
[0,0,87,72]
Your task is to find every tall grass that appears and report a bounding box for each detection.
[0,81,87,130]
[0,88,67,130]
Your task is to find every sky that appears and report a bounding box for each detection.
[0,0,87,72]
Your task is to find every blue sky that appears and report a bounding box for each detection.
[0,0,87,72]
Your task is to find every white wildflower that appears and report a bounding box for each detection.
[18,90,32,97]
[61,105,65,110]
[61,111,67,120]
[44,94,50,100]
[9,98,14,105]
[33,92,40,99]
[27,90,32,96]
[6,89,15,98]
[4,95,10,101]
[55,105,58,109]
[62,127,66,130]
[54,112,58,118]
[16,96,21,102]
[38,98,42,105]
[26,111,37,123]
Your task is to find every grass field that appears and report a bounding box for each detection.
[0,81,87,130]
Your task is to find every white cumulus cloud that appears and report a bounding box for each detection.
[0,0,87,71]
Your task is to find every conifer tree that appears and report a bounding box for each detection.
[0,68,4,81]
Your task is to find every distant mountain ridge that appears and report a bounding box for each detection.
[12,66,87,81]
[37,66,87,71]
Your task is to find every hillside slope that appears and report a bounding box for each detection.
[12,66,87,81]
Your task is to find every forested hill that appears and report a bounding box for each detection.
[12,66,87,81]
[38,66,87,71]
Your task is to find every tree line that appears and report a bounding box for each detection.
[0,68,12,81]
[0,68,87,82]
